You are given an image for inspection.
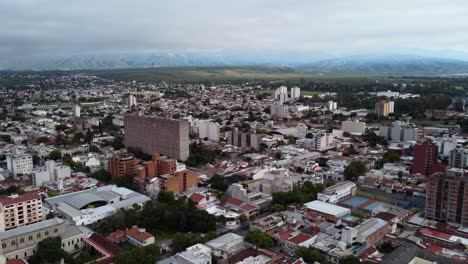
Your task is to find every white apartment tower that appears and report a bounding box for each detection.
[6,154,33,176]
[128,95,138,107]
[196,120,220,142]
[290,86,301,100]
[73,105,81,117]
[273,86,289,104]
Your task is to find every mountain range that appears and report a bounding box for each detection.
[2,51,468,75]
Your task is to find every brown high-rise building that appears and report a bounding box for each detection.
[124,115,190,161]
[159,170,200,193]
[425,169,468,227]
[108,149,138,180]
[137,153,177,182]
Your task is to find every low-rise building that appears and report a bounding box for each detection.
[0,192,43,232]
[317,181,357,204]
[6,154,33,176]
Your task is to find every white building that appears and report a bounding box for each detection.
[196,120,220,142]
[32,160,71,187]
[73,105,81,118]
[290,86,301,100]
[273,86,289,104]
[128,95,137,107]
[296,133,335,151]
[304,200,351,219]
[6,154,33,176]
[158,244,212,264]
[327,101,338,111]
[317,181,356,204]
[379,121,417,142]
[433,137,458,157]
[341,120,366,134]
[449,146,468,169]
[270,103,289,118]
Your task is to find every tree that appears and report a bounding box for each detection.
[295,247,326,264]
[208,175,228,192]
[32,155,41,166]
[158,190,176,204]
[84,129,94,144]
[115,244,160,264]
[48,150,62,160]
[340,255,362,264]
[36,136,50,144]
[344,161,366,181]
[90,169,111,182]
[89,144,100,153]
[245,230,273,249]
[29,237,65,264]
[271,204,285,212]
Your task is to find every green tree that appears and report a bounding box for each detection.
[208,175,228,192]
[48,150,62,160]
[271,204,285,212]
[245,230,273,250]
[115,244,160,264]
[29,237,65,264]
[344,161,366,181]
[90,169,111,182]
[158,190,176,204]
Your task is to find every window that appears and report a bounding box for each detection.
[11,241,15,246]
[19,238,24,243]
[29,236,33,241]
[2,243,6,249]
[54,228,58,233]
[37,233,41,239]
[45,231,49,235]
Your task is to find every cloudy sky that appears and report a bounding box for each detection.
[2,0,468,61]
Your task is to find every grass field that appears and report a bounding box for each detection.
[90,66,392,83]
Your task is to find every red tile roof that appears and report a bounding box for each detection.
[0,192,40,206]
[374,212,397,222]
[125,227,154,242]
[278,229,295,240]
[189,193,205,204]
[419,227,452,240]
[240,203,257,212]
[288,233,312,244]
[227,197,244,206]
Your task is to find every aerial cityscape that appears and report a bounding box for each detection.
[2,1,468,264]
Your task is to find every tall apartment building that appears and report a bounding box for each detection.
[270,103,289,118]
[6,154,33,176]
[128,95,137,107]
[138,153,177,182]
[290,86,301,100]
[425,169,468,227]
[108,149,138,180]
[379,121,417,142]
[196,120,220,142]
[327,101,338,111]
[159,170,199,193]
[273,86,288,104]
[375,100,394,117]
[124,115,190,161]
[227,128,263,149]
[0,192,43,232]
[412,142,439,176]
[73,104,81,118]
[296,132,335,151]
[32,160,71,187]
[449,146,468,169]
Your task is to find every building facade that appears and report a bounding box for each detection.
[6,154,33,176]
[379,121,417,142]
[159,170,199,193]
[425,169,468,227]
[412,142,439,176]
[108,149,138,180]
[196,120,220,142]
[137,153,177,182]
[124,115,190,161]
[341,120,366,134]
[0,193,43,232]
[290,86,301,100]
[449,146,468,169]
[227,128,263,149]
[375,100,394,117]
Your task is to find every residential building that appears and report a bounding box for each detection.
[273,86,289,104]
[159,170,199,193]
[0,193,43,232]
[327,101,338,111]
[227,128,263,149]
[196,120,220,142]
[0,218,84,260]
[138,153,177,182]
[158,243,212,264]
[317,181,357,204]
[412,142,439,176]
[73,104,81,117]
[270,103,289,118]
[205,232,246,263]
[379,121,417,142]
[108,149,138,180]
[433,137,458,157]
[128,95,137,107]
[341,120,366,134]
[375,100,394,117]
[6,154,33,176]
[296,132,335,151]
[425,169,468,227]
[32,160,71,187]
[449,146,468,168]
[124,115,190,160]
[290,86,301,100]
[107,226,155,247]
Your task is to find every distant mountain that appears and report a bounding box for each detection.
[299,54,468,75]
[2,51,468,75]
